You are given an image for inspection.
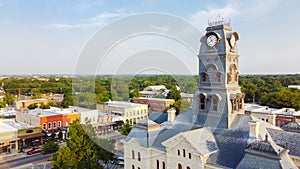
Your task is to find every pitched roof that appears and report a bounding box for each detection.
[162,128,218,156]
[236,132,298,169]
[207,129,249,168]
[268,128,300,157]
[236,153,282,169]
[149,112,168,124]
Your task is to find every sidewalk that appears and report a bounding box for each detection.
[0,151,27,162]
[0,142,66,162]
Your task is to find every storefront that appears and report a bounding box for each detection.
[0,123,18,154]
[18,127,44,151]
[43,127,68,143]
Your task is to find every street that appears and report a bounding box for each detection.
[0,153,51,169]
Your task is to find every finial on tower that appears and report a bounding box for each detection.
[208,14,231,27]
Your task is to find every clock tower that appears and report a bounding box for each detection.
[194,20,244,129]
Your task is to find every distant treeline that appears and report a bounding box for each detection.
[0,74,299,110]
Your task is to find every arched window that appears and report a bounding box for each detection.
[157,160,159,169]
[132,150,135,159]
[48,122,52,130]
[177,150,180,156]
[211,95,220,112]
[233,98,238,111]
[238,98,243,109]
[183,149,186,157]
[163,162,166,169]
[178,163,182,169]
[189,153,192,159]
[215,72,222,82]
[138,152,141,161]
[206,64,218,83]
[132,165,135,169]
[201,72,208,82]
[187,166,191,169]
[199,94,206,110]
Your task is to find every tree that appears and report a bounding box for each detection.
[129,89,141,99]
[40,102,50,109]
[260,88,300,110]
[42,141,59,154]
[96,93,110,104]
[51,119,115,169]
[61,88,73,108]
[3,93,14,105]
[180,100,192,113]
[167,87,181,101]
[28,103,38,110]
[51,146,76,169]
[120,123,132,136]
[0,102,6,108]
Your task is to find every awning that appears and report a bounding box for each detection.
[18,133,44,140]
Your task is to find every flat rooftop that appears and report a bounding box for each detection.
[28,107,81,117]
[0,120,34,133]
[135,97,175,102]
[105,101,147,108]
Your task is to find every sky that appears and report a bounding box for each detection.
[0,0,300,75]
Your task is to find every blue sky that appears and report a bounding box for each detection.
[0,0,299,75]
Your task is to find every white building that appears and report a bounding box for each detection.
[244,103,299,126]
[80,109,98,125]
[98,101,148,125]
[288,85,300,90]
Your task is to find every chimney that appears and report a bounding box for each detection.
[249,120,260,139]
[167,108,176,123]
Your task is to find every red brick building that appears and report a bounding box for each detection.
[276,114,295,127]
[133,97,175,115]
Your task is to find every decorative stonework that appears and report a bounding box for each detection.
[227,64,238,83]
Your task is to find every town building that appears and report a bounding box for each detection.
[124,22,299,169]
[244,103,298,127]
[0,120,44,154]
[180,92,194,102]
[288,85,300,90]
[98,101,148,125]
[0,108,17,118]
[16,107,81,141]
[133,97,175,115]
[13,98,50,110]
[0,121,18,154]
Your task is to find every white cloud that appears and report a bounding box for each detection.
[190,5,238,30]
[48,9,129,30]
[90,9,127,22]
[190,0,283,30]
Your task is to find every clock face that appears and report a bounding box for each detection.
[207,34,218,47]
[230,35,236,47]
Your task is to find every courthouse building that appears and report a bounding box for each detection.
[124,21,299,169]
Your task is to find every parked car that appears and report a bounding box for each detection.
[109,156,124,165]
[117,156,124,165]
[27,147,43,155]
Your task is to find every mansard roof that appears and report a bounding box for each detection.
[148,112,168,124]
[268,127,300,157]
[162,128,218,156]
[125,108,298,168]
[236,131,298,169]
